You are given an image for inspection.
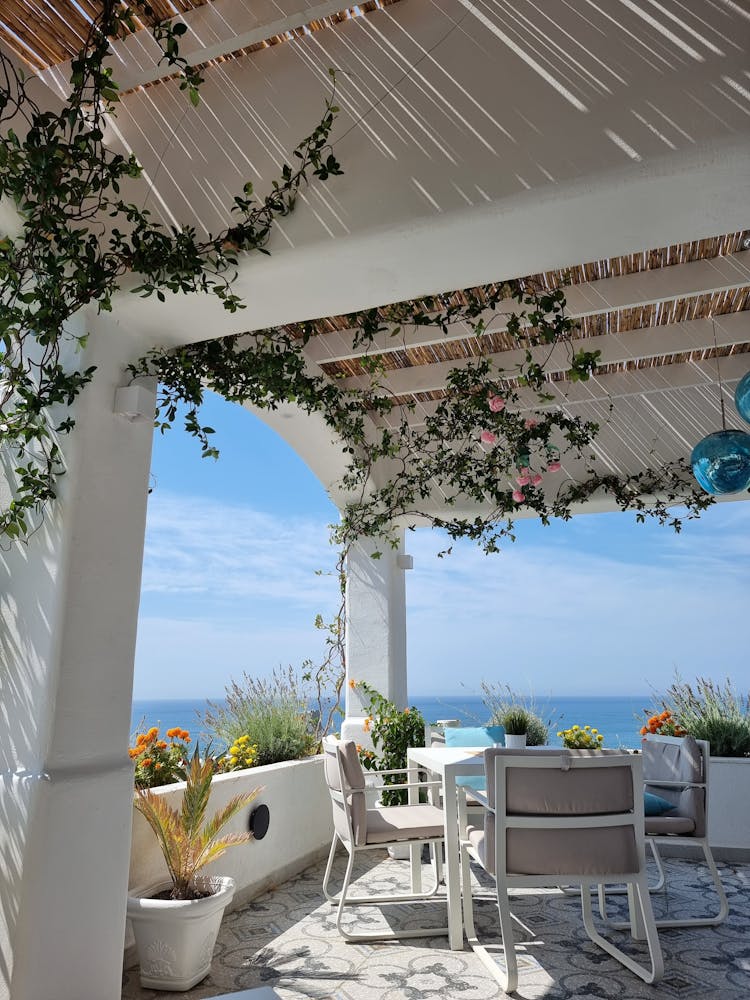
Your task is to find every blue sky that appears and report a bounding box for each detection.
[134,391,750,701]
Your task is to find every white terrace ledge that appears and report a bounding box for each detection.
[126,756,331,961]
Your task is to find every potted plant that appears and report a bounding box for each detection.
[127,747,261,991]
[501,707,531,748]
[558,724,605,749]
[481,682,552,747]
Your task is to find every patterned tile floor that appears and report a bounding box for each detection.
[122,851,750,999]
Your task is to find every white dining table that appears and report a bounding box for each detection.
[406,745,485,950]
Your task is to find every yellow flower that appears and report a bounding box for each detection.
[572,725,579,731]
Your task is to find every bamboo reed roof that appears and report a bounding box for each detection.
[293,231,750,396]
[0,0,400,77]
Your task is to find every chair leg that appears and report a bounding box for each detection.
[331,841,450,942]
[325,839,443,907]
[460,847,518,994]
[600,839,729,930]
[581,878,663,984]
[321,834,339,903]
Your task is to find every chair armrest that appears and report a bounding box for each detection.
[457,785,493,812]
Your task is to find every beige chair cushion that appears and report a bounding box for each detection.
[643,735,702,785]
[506,765,634,815]
[468,826,639,876]
[365,803,445,844]
[645,815,696,836]
[323,739,368,847]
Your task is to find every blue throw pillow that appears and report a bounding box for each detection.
[644,791,676,816]
[444,727,503,794]
[456,775,486,794]
[444,726,505,747]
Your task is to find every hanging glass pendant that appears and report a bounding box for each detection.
[691,429,750,495]
[735,371,750,425]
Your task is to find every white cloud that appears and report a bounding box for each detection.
[136,493,750,700]
[141,492,337,605]
[404,506,750,696]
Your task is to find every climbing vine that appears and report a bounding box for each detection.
[0,0,713,548]
[0,0,341,539]
[131,280,714,555]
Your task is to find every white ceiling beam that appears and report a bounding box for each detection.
[339,310,750,395]
[36,0,358,98]
[304,250,750,365]
[374,353,750,429]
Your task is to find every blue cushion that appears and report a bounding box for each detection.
[644,791,676,816]
[444,726,505,747]
[456,775,486,792]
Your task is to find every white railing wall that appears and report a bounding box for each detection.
[126,755,332,953]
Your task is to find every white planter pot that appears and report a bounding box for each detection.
[504,734,527,749]
[127,875,235,991]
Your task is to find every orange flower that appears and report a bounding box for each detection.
[166,727,180,738]
[640,726,647,735]
[403,708,410,715]
[356,744,363,753]
[179,729,190,741]
[142,758,153,768]
[363,717,372,733]
[147,727,158,738]
[348,679,356,690]
[128,747,140,758]
[154,762,163,770]
[156,741,167,749]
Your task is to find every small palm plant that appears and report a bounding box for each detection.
[134,747,261,900]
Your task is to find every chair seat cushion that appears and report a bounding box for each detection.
[467,825,639,877]
[645,815,696,835]
[366,803,446,844]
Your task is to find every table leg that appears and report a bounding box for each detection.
[442,770,464,950]
[406,754,422,894]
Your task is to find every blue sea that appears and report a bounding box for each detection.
[130,694,650,750]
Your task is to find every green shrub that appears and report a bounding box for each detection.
[481,682,552,746]
[658,676,750,758]
[203,666,317,766]
[355,681,426,806]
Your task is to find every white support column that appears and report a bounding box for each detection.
[341,530,412,745]
[0,321,156,1000]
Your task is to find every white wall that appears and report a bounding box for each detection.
[126,755,333,954]
[0,322,156,1000]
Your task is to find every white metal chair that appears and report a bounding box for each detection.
[600,734,728,929]
[460,747,664,993]
[321,737,449,942]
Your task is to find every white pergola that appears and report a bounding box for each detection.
[0,2,749,998]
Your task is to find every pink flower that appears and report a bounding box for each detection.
[524,418,538,430]
[512,489,525,503]
[531,473,543,487]
[480,430,497,445]
[515,474,530,486]
[488,394,506,413]
[547,460,561,473]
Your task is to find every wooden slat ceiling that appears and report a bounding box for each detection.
[295,231,750,395]
[0,0,400,77]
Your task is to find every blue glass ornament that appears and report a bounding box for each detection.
[691,429,750,495]
[735,371,750,425]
